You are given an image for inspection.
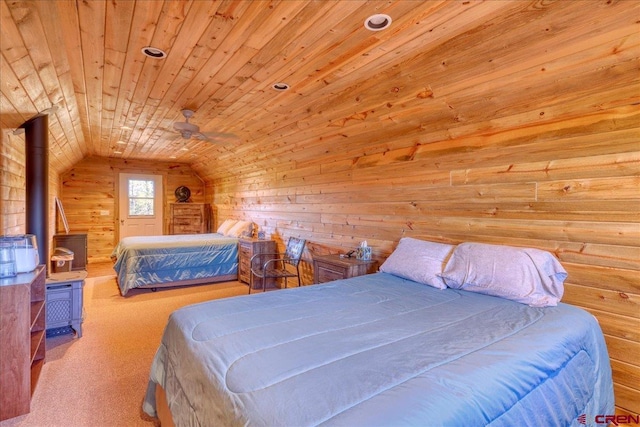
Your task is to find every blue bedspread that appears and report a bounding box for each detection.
[112,233,238,295]
[143,272,614,426]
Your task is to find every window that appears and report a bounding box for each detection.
[128,179,155,216]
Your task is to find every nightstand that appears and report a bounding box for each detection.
[238,238,277,290]
[313,254,376,284]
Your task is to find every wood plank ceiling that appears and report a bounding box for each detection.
[1,0,638,181]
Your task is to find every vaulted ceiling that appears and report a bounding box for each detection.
[1,0,638,181]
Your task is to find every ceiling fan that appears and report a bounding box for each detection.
[172,109,237,142]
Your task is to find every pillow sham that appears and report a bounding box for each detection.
[226,220,253,238]
[216,219,237,235]
[379,237,455,289]
[439,242,567,307]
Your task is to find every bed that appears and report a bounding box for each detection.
[111,233,239,296]
[142,240,615,426]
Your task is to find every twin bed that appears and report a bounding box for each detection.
[111,233,239,295]
[111,218,254,295]
[141,239,615,426]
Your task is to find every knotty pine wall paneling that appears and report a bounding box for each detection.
[207,110,640,415]
[60,156,206,263]
[1,131,60,263]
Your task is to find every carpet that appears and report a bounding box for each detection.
[0,275,248,427]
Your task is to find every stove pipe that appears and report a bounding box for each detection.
[22,114,49,275]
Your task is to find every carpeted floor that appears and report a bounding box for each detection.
[1,272,249,427]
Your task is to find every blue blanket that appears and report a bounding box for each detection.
[143,272,614,426]
[112,233,238,295]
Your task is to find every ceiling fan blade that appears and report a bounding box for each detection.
[197,131,239,142]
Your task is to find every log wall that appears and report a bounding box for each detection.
[59,156,206,263]
[208,107,640,415]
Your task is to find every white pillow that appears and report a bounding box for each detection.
[439,242,567,307]
[216,219,237,235]
[226,220,253,237]
[379,238,455,289]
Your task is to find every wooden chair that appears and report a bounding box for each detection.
[249,237,306,294]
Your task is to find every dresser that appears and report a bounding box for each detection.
[238,238,276,290]
[0,265,46,421]
[169,203,211,234]
[313,254,376,284]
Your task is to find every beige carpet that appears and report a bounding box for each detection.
[1,275,249,427]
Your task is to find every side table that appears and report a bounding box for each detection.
[313,254,376,284]
[238,238,277,290]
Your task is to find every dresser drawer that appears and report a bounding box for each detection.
[173,216,202,225]
[172,206,202,216]
[172,224,201,234]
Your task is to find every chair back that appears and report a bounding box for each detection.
[284,237,306,267]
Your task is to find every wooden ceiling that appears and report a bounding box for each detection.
[1,0,638,180]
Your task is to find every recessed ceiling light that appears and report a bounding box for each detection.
[141,46,167,59]
[113,150,123,154]
[364,14,392,31]
[272,82,290,91]
[116,140,127,145]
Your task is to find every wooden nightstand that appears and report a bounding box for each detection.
[238,238,276,290]
[313,254,376,284]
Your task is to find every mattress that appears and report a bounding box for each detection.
[143,272,614,426]
[112,233,238,295]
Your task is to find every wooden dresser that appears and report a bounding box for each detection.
[169,203,211,234]
[313,254,376,284]
[0,265,46,421]
[238,238,276,290]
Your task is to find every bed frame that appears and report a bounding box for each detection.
[155,385,174,427]
[134,274,238,292]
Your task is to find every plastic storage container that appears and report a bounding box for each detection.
[0,237,17,278]
[51,247,74,273]
[14,234,39,273]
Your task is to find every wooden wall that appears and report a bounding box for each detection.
[59,156,206,263]
[208,107,640,415]
[0,130,60,261]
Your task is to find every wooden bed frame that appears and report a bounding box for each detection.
[133,273,238,293]
[155,384,174,427]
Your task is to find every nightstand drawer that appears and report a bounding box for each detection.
[316,265,346,283]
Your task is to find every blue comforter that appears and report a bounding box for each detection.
[143,272,614,426]
[112,233,238,295]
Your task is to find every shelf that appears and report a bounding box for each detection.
[30,329,45,364]
[30,358,45,396]
[30,300,45,330]
[0,265,46,421]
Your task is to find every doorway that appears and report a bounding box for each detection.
[118,173,163,240]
